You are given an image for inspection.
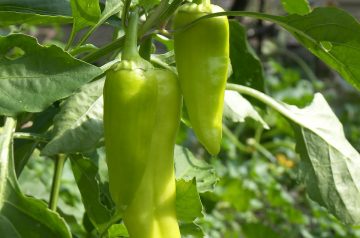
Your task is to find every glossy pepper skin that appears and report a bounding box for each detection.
[123,69,182,238]
[104,60,158,211]
[103,10,181,238]
[173,2,229,155]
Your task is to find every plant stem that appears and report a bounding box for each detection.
[0,117,17,206]
[254,126,263,143]
[99,211,123,237]
[247,138,276,162]
[65,27,76,51]
[222,124,252,153]
[76,27,97,48]
[256,0,265,55]
[122,0,132,30]
[82,0,182,63]
[150,57,175,72]
[226,83,303,127]
[122,9,140,61]
[82,37,125,63]
[49,154,66,211]
[13,132,48,142]
[262,140,295,150]
[139,0,169,35]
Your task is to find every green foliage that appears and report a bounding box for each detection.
[0,34,102,116]
[1,0,360,237]
[42,79,104,156]
[280,0,311,15]
[70,0,101,33]
[70,154,112,233]
[291,95,360,224]
[0,118,71,237]
[0,0,72,26]
[275,8,360,90]
[229,20,264,92]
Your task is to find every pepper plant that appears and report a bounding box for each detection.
[1,0,360,237]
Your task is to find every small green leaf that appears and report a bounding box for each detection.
[224,90,269,129]
[108,223,129,238]
[70,0,101,32]
[179,221,204,238]
[229,21,264,92]
[97,0,122,28]
[280,0,311,15]
[176,179,204,237]
[77,0,123,46]
[174,145,218,193]
[42,79,104,156]
[70,154,112,233]
[176,179,203,223]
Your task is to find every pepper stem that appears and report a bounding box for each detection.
[122,9,140,61]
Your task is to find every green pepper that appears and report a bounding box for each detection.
[104,58,157,211]
[123,68,181,238]
[103,9,181,237]
[173,0,230,155]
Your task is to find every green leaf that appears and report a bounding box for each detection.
[108,223,129,238]
[0,0,71,15]
[0,34,102,116]
[226,8,360,90]
[229,21,264,92]
[42,79,104,156]
[76,0,122,46]
[261,7,360,90]
[0,215,21,237]
[70,0,101,32]
[95,0,122,29]
[176,179,203,222]
[174,145,218,193]
[175,147,208,237]
[0,118,71,237]
[179,221,204,238]
[0,0,72,26]
[284,94,360,225]
[176,179,204,237]
[70,154,112,233]
[228,84,360,225]
[224,90,269,129]
[0,12,71,26]
[17,151,86,237]
[280,0,311,15]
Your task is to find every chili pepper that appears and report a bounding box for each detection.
[123,68,182,238]
[103,9,181,238]
[104,38,157,213]
[173,0,230,155]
